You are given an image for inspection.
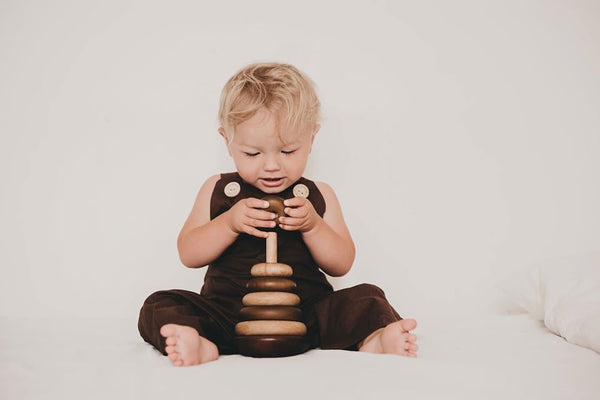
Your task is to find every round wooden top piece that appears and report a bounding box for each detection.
[262,195,285,219]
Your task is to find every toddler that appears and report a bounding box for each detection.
[138,62,418,366]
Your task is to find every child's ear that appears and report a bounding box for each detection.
[312,124,320,138]
[308,124,320,152]
[218,127,229,144]
[218,128,233,156]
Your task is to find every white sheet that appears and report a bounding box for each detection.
[1,314,599,399]
[497,253,600,353]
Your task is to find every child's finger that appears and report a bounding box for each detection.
[246,218,276,229]
[278,216,301,227]
[283,197,306,207]
[247,208,277,221]
[283,206,308,219]
[244,198,270,209]
[243,226,271,238]
[278,222,298,231]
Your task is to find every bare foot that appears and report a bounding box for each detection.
[159,324,219,366]
[358,319,418,357]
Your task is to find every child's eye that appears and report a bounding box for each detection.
[244,152,260,157]
[282,149,296,155]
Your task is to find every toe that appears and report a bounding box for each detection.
[400,318,417,332]
[165,345,176,354]
[160,324,179,338]
[165,337,177,346]
[407,333,417,343]
[408,343,419,352]
[168,352,179,363]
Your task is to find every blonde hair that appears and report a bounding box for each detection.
[218,62,321,140]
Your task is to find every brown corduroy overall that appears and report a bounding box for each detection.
[138,172,402,355]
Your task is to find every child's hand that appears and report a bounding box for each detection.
[279,197,322,233]
[225,198,276,238]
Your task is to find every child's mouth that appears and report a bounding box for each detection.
[261,177,283,187]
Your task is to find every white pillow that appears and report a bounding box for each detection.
[497,253,600,354]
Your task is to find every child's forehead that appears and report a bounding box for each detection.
[235,109,311,145]
[239,107,295,131]
[236,130,306,147]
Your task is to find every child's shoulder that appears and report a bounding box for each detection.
[197,172,245,202]
[311,180,344,213]
[313,180,337,199]
[192,174,224,204]
[200,173,222,192]
[314,180,333,192]
[311,180,346,221]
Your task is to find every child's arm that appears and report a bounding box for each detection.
[278,182,355,276]
[177,175,276,268]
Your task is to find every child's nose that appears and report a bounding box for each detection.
[263,154,281,171]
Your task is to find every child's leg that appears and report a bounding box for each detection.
[308,283,418,357]
[138,289,237,366]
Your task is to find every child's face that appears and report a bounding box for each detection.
[221,108,316,194]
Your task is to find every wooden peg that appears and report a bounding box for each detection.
[266,232,277,263]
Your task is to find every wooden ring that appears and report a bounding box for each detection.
[235,320,307,336]
[242,292,300,306]
[251,263,293,277]
[246,277,297,292]
[239,306,303,321]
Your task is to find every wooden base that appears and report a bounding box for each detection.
[235,335,310,358]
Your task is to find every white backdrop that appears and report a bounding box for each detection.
[1,0,599,321]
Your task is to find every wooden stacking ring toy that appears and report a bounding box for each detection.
[235,231,310,357]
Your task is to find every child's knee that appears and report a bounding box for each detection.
[353,283,386,297]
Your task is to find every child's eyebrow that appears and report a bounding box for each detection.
[238,142,261,150]
[280,139,302,148]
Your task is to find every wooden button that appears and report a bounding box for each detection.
[251,263,293,277]
[239,306,303,321]
[242,292,300,306]
[246,277,296,292]
[224,182,241,197]
[262,195,285,219]
[235,320,307,336]
[293,184,309,198]
[235,335,310,358]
